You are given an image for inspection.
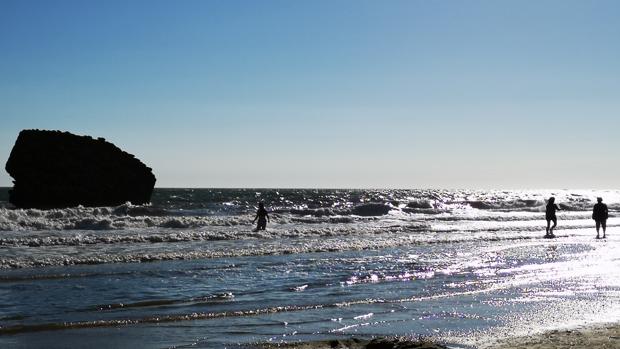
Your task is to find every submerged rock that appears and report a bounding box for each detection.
[5,129,156,209]
[351,203,392,216]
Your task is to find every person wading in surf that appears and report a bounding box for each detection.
[252,202,270,232]
[545,197,562,237]
[592,197,609,239]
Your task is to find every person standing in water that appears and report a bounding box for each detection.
[545,197,562,237]
[252,202,270,232]
[592,197,608,239]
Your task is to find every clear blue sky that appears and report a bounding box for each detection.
[1,0,619,188]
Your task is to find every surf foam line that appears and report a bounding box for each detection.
[0,235,546,269]
[1,228,597,269]
[3,216,615,248]
[0,204,605,232]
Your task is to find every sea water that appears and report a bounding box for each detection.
[0,189,619,348]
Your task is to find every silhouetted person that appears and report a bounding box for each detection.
[252,202,269,232]
[592,197,608,239]
[545,197,562,237]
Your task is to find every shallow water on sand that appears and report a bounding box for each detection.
[0,189,619,348]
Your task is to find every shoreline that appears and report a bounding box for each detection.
[256,323,620,348]
[487,322,620,349]
[257,337,449,349]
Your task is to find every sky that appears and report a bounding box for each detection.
[1,0,619,189]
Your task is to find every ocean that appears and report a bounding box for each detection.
[1,188,619,348]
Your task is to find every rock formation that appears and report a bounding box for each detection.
[5,130,156,209]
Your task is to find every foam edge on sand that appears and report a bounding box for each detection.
[485,323,620,349]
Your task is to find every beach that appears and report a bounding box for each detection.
[257,324,620,348]
[259,337,448,348]
[1,188,619,348]
[257,323,620,348]
[490,323,620,348]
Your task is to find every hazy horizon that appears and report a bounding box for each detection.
[1,184,619,192]
[2,0,619,189]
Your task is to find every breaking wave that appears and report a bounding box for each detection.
[0,188,618,270]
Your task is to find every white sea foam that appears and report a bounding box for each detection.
[0,189,618,270]
[0,199,611,232]
[2,217,618,269]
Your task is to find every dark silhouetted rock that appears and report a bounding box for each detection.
[5,130,156,209]
[351,203,392,216]
[366,338,448,349]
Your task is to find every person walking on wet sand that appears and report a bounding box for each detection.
[545,197,562,237]
[592,197,608,239]
[252,202,270,232]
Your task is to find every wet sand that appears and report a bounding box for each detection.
[258,323,620,348]
[489,323,620,349]
[258,337,447,349]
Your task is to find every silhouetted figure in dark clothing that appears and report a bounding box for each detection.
[592,197,608,239]
[545,197,562,237]
[252,202,269,232]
